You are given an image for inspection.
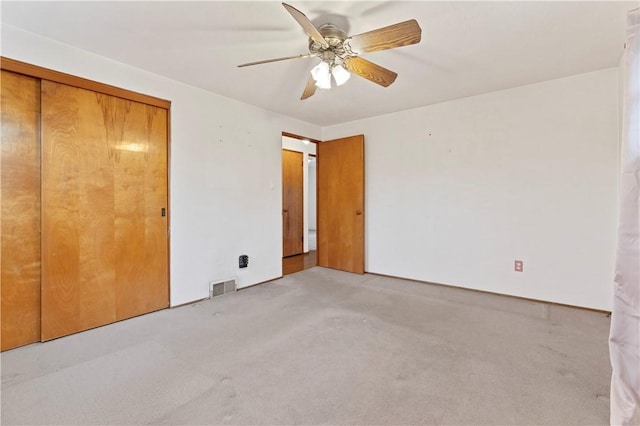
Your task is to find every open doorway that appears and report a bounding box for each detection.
[282,132,317,275]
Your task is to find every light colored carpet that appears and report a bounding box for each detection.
[1,268,611,425]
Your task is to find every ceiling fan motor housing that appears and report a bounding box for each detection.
[309,24,351,63]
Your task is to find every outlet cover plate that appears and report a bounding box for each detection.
[515,260,523,272]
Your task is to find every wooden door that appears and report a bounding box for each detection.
[317,135,365,274]
[40,80,169,341]
[1,71,42,351]
[282,149,303,257]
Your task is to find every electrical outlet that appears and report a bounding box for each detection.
[515,260,523,272]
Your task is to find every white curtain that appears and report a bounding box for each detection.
[610,7,640,426]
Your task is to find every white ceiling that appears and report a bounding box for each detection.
[1,1,635,126]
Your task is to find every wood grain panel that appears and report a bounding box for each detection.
[317,135,365,274]
[300,76,317,100]
[343,57,398,87]
[349,19,422,53]
[282,253,304,275]
[1,70,41,351]
[282,251,316,275]
[41,81,168,340]
[41,80,116,340]
[282,149,303,257]
[115,103,168,320]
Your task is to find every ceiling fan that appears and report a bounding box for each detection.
[238,3,422,100]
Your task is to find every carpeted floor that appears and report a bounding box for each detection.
[1,267,611,425]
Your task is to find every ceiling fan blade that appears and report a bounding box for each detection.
[301,76,317,100]
[343,56,398,87]
[349,19,422,53]
[237,53,311,68]
[282,3,329,48]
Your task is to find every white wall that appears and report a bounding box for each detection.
[282,136,316,253]
[1,25,621,311]
[1,25,322,305]
[323,68,620,311]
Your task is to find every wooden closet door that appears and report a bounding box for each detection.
[282,149,303,257]
[1,71,42,351]
[114,94,169,321]
[41,80,168,341]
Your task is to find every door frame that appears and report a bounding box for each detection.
[281,132,366,275]
[281,132,319,260]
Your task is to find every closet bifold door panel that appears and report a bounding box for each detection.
[0,70,42,351]
[40,80,169,341]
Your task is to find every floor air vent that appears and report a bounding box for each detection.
[210,279,236,298]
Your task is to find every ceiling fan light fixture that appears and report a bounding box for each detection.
[311,61,332,89]
[238,4,422,100]
[332,64,351,86]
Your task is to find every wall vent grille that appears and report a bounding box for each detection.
[209,279,236,298]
